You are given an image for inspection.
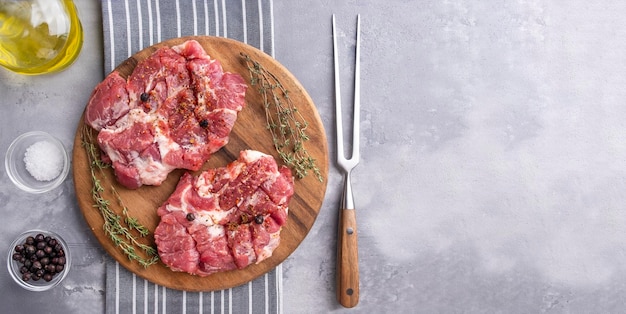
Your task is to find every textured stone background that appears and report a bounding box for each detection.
[3,1,626,313]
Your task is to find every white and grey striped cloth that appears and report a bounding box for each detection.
[101,1,281,313]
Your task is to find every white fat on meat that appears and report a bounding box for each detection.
[163,184,235,226]
[133,157,171,186]
[241,150,265,163]
[196,207,236,226]
[256,232,280,262]
[206,224,225,238]
[101,109,180,186]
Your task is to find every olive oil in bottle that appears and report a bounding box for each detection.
[0,0,83,75]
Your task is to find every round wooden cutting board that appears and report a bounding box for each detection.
[72,36,328,291]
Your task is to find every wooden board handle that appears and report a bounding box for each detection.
[337,208,359,308]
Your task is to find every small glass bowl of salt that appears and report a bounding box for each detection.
[5,131,70,193]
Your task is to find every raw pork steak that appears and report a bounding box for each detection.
[154,150,294,276]
[84,40,247,188]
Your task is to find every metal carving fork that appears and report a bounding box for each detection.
[332,14,360,308]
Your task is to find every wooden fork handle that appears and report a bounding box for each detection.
[337,208,359,308]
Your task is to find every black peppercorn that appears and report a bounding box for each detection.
[140,92,149,102]
[31,261,42,270]
[12,253,22,261]
[12,233,67,284]
[186,213,195,221]
[199,119,209,128]
[255,215,264,224]
[25,245,36,255]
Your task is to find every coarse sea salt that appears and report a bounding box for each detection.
[24,140,63,181]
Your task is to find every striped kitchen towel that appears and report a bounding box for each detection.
[100,1,280,313]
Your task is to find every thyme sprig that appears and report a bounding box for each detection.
[81,126,159,267]
[241,53,323,182]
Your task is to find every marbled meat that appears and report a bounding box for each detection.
[154,150,294,276]
[84,40,247,188]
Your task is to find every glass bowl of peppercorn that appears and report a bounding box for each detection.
[7,230,71,291]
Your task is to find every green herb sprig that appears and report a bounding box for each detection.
[81,126,159,267]
[241,53,323,182]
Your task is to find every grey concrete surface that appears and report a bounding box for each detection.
[3,1,626,313]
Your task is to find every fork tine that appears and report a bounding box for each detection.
[333,14,361,162]
[332,14,345,162]
[352,14,361,162]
